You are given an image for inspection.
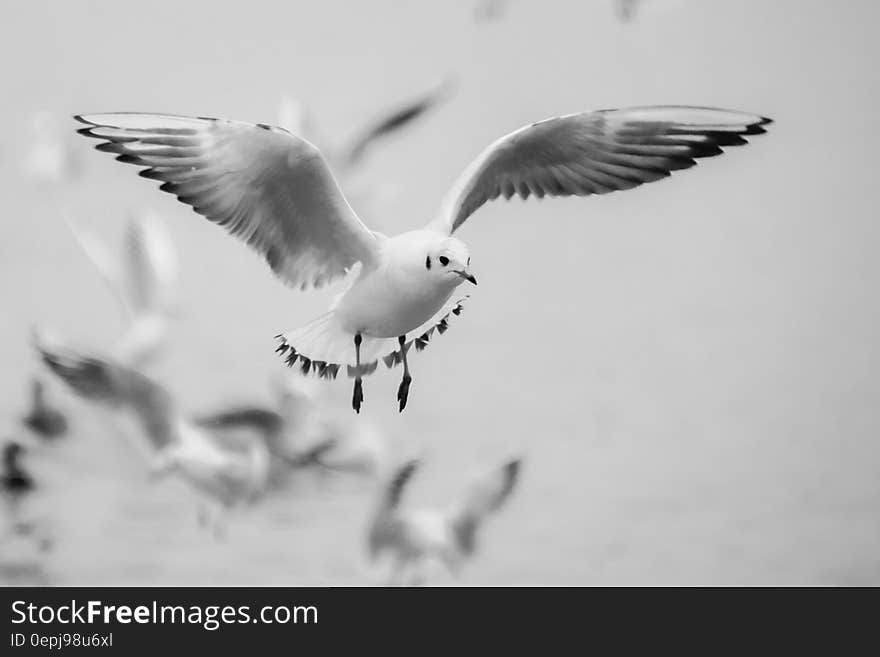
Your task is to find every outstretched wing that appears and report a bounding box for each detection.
[432,106,772,234]
[75,113,380,290]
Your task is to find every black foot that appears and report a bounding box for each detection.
[397,373,412,413]
[352,377,363,414]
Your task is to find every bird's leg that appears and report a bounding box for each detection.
[352,333,364,414]
[396,335,412,412]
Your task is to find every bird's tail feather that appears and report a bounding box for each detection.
[275,295,469,380]
[275,312,386,380]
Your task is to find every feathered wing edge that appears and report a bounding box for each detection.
[431,106,773,234]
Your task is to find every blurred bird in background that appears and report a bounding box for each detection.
[194,373,390,485]
[277,76,457,210]
[192,400,339,489]
[35,334,271,539]
[278,77,455,176]
[65,210,179,369]
[367,457,522,585]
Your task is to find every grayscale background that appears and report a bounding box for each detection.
[0,0,877,585]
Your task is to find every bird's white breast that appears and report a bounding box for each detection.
[334,232,458,339]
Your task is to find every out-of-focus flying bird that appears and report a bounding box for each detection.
[65,211,178,368]
[277,77,455,176]
[35,333,269,538]
[367,457,522,585]
[192,404,338,487]
[195,373,390,481]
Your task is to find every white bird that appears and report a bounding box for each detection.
[34,334,270,537]
[65,211,178,368]
[367,457,522,585]
[73,106,772,412]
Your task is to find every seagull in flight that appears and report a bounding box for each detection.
[367,457,522,585]
[73,105,772,412]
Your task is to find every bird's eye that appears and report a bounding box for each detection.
[425,255,431,270]
[439,256,449,267]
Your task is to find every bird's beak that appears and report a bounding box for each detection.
[455,269,477,285]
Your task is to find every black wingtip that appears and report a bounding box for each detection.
[72,114,90,125]
[744,116,774,135]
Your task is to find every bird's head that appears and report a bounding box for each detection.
[422,235,476,288]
